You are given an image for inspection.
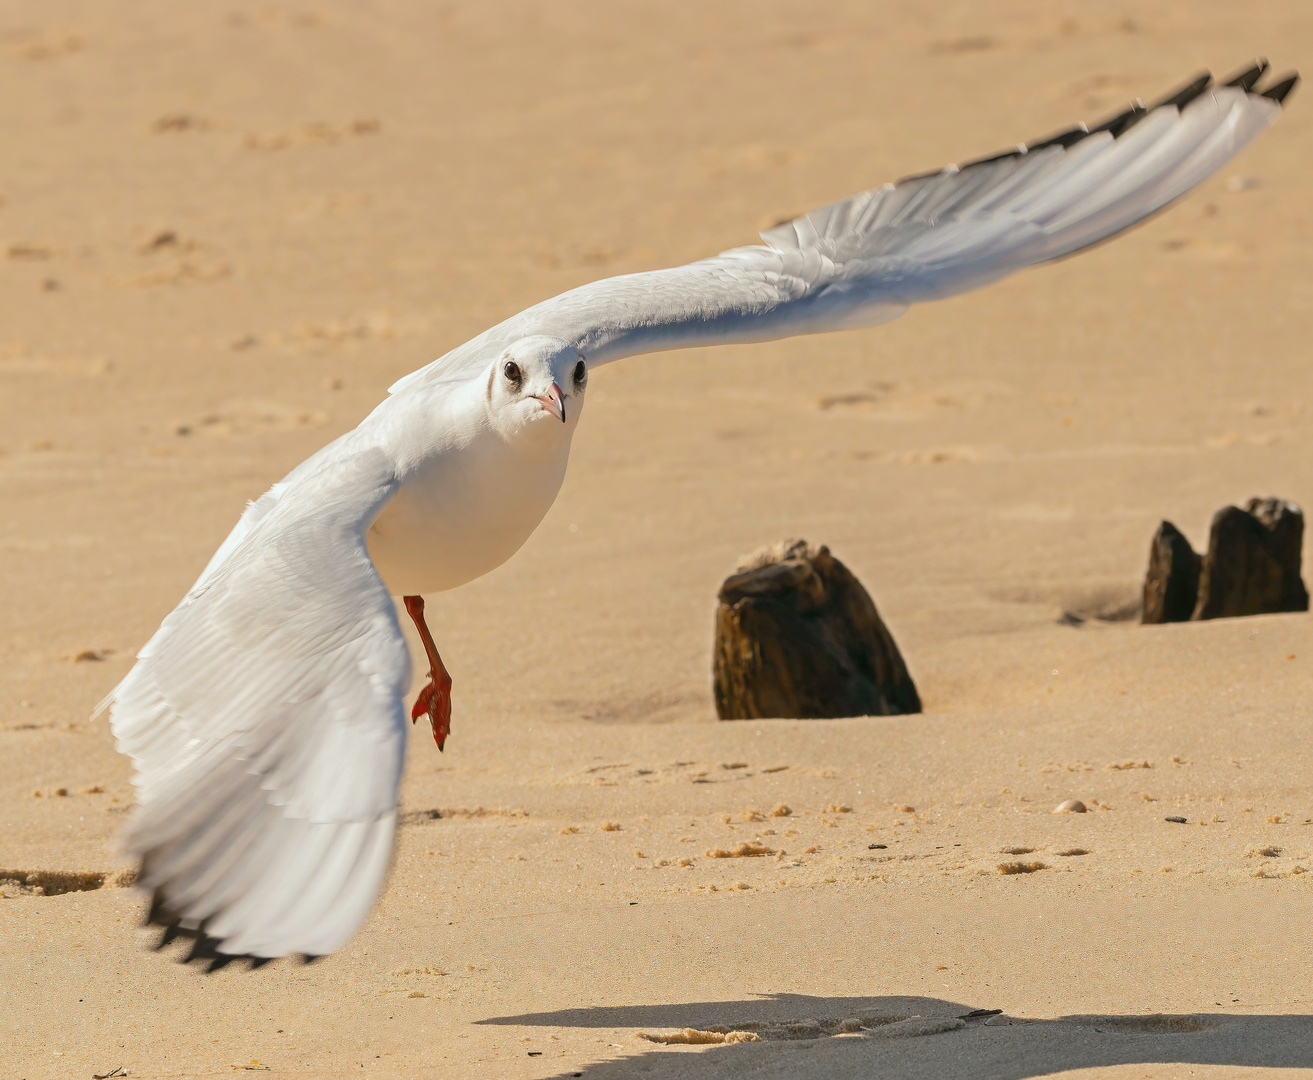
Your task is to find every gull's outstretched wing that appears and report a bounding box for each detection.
[393,64,1296,393]
[104,443,409,961]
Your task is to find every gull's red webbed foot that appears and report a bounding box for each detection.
[410,671,451,751]
[403,595,452,751]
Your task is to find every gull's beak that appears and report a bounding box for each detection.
[535,382,566,423]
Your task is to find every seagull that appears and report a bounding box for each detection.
[101,63,1296,963]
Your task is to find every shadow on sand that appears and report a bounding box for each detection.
[478,993,1313,1079]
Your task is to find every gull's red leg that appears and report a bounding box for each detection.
[403,595,452,751]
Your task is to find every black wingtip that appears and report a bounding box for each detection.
[957,145,1028,170]
[1261,72,1300,105]
[1223,59,1269,91]
[1026,124,1090,152]
[1090,98,1149,138]
[145,887,273,971]
[176,930,271,972]
[888,61,1295,193]
[894,165,955,186]
[1148,72,1213,111]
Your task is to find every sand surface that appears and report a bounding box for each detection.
[2,1,1312,1077]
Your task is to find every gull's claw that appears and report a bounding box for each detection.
[411,670,452,751]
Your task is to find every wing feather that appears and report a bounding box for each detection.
[389,68,1295,395]
[107,442,410,959]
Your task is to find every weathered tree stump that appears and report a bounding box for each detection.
[1142,520,1202,624]
[1193,498,1309,619]
[713,539,920,720]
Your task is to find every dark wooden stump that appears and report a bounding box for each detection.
[1142,520,1201,624]
[1193,498,1309,619]
[713,539,920,720]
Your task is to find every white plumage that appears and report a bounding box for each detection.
[101,65,1295,961]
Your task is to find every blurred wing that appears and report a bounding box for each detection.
[392,65,1295,392]
[106,444,410,959]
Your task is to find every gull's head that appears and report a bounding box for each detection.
[485,335,587,440]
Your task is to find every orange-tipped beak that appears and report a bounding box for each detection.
[535,382,566,423]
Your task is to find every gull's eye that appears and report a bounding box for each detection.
[502,360,521,384]
[572,359,586,385]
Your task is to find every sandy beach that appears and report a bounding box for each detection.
[2,1,1312,1076]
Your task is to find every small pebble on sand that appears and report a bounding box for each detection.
[1053,799,1086,814]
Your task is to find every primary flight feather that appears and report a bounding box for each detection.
[101,63,1297,962]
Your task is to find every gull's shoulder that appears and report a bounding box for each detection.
[350,360,491,466]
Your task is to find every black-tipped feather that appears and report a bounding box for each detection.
[958,145,1028,169]
[1261,73,1300,104]
[145,885,290,970]
[1026,124,1090,152]
[1090,99,1148,137]
[892,63,1295,192]
[1148,72,1213,111]
[895,165,956,185]
[1224,59,1269,91]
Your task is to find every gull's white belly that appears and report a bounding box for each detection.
[366,432,568,596]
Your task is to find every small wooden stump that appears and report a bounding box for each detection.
[1194,498,1309,619]
[1140,498,1309,624]
[713,540,920,720]
[1142,521,1201,624]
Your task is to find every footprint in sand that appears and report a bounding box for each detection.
[9,28,83,61]
[128,228,230,284]
[705,842,773,858]
[7,243,53,260]
[151,114,215,134]
[816,387,897,412]
[398,806,526,825]
[137,230,197,256]
[0,344,112,377]
[255,311,429,350]
[997,860,1047,875]
[132,260,231,287]
[170,399,329,437]
[0,868,136,896]
[817,380,1011,421]
[244,118,380,151]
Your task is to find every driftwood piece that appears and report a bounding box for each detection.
[1193,498,1309,619]
[713,540,920,720]
[1141,520,1202,624]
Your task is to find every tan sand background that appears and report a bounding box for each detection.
[2,1,1312,1076]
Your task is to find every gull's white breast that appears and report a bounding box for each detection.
[364,389,572,596]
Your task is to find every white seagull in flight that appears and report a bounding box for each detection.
[101,63,1296,963]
